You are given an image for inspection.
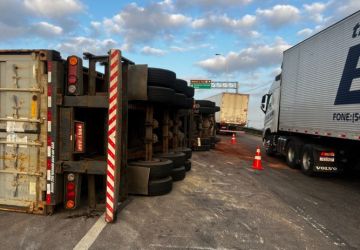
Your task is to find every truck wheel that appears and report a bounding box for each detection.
[155,152,186,168]
[201,138,211,146]
[172,166,186,181]
[172,93,187,107]
[128,158,173,180]
[148,68,176,89]
[199,107,214,114]
[174,79,187,93]
[148,176,173,196]
[174,147,192,159]
[148,86,175,104]
[286,141,299,169]
[301,145,315,176]
[264,135,275,156]
[185,98,194,108]
[184,160,191,171]
[196,100,215,107]
[185,86,194,98]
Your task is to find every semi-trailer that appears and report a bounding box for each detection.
[205,92,249,133]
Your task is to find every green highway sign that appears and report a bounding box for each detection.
[190,80,212,89]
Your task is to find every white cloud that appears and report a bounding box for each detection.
[192,14,256,30]
[31,22,63,37]
[256,5,300,28]
[141,46,167,56]
[337,0,360,17]
[0,0,82,40]
[170,43,211,52]
[303,2,329,23]
[0,0,30,25]
[24,0,83,18]
[174,0,252,10]
[102,2,191,49]
[57,37,117,56]
[197,37,291,74]
[0,22,25,40]
[297,28,313,37]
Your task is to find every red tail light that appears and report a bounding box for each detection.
[67,182,75,191]
[64,173,78,209]
[67,56,83,95]
[74,121,85,153]
[320,151,335,157]
[66,191,75,200]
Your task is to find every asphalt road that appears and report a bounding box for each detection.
[1,133,360,249]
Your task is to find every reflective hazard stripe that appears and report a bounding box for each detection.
[105,49,120,223]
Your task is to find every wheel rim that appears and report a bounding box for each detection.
[264,137,271,151]
[288,146,295,163]
[302,150,311,170]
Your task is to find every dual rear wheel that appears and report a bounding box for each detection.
[285,141,315,176]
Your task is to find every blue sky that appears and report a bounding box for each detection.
[1,0,359,128]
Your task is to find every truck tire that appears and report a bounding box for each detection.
[172,166,186,181]
[192,145,210,151]
[201,138,211,146]
[174,79,187,93]
[185,98,194,109]
[264,135,275,156]
[148,176,173,196]
[128,158,173,180]
[174,147,192,159]
[185,86,194,98]
[301,145,315,176]
[173,93,187,107]
[148,86,175,104]
[196,100,215,107]
[286,141,299,169]
[148,68,176,89]
[184,160,191,171]
[155,152,186,168]
[199,107,214,114]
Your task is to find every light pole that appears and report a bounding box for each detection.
[215,53,238,93]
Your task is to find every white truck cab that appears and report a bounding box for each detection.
[261,74,281,137]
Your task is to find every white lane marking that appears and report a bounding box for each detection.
[149,244,234,250]
[73,213,107,250]
[290,206,347,247]
[192,160,207,168]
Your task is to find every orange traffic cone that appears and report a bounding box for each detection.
[252,146,263,170]
[231,133,236,144]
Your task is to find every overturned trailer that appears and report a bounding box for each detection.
[0,49,195,221]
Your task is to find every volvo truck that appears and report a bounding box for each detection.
[261,11,360,175]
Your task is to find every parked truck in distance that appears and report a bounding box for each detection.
[205,92,249,133]
[261,11,360,175]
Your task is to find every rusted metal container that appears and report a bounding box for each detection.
[0,50,61,214]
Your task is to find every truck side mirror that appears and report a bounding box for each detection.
[261,94,269,113]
